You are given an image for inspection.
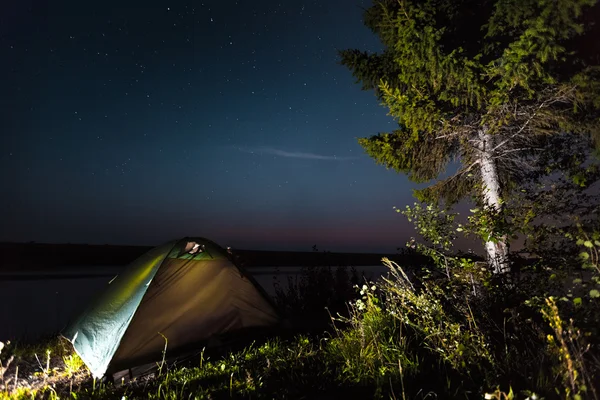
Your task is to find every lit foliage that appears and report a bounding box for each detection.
[541,296,596,400]
[340,0,600,204]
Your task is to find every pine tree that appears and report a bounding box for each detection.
[340,0,600,274]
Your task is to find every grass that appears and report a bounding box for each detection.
[1,335,361,399]
[1,258,599,399]
[0,336,88,399]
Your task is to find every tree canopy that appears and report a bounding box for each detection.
[341,0,600,204]
[340,0,600,273]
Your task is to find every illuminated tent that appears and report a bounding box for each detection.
[62,237,280,378]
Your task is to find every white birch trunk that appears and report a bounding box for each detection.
[477,129,510,274]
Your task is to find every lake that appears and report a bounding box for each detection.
[0,265,389,341]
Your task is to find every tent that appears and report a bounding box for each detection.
[62,237,280,378]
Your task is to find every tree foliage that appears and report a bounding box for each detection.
[508,133,600,264]
[341,0,600,204]
[341,0,600,274]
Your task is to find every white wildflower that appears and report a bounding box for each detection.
[356,299,365,310]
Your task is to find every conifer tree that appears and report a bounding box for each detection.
[340,0,600,274]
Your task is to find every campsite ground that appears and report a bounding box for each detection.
[0,262,376,400]
[0,333,382,400]
[0,256,389,399]
[2,256,599,399]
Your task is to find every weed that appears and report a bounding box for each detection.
[542,296,598,400]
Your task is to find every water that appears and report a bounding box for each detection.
[0,265,389,341]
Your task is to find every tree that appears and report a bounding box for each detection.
[508,133,600,265]
[340,0,600,274]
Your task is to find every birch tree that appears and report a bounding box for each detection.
[340,0,600,274]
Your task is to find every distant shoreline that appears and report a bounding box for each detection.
[0,242,428,272]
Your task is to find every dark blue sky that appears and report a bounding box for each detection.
[1,0,432,252]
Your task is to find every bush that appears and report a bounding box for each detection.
[329,255,600,399]
[273,264,370,324]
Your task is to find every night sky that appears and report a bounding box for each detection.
[1,0,432,253]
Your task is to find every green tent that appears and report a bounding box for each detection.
[62,237,280,378]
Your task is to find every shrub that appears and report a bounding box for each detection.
[329,251,600,399]
[273,264,369,324]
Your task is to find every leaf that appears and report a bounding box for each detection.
[584,240,594,248]
[590,289,600,298]
[573,297,582,306]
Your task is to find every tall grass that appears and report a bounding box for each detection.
[327,255,599,399]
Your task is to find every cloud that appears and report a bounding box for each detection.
[237,146,358,161]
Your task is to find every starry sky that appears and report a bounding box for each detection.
[0,0,433,253]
